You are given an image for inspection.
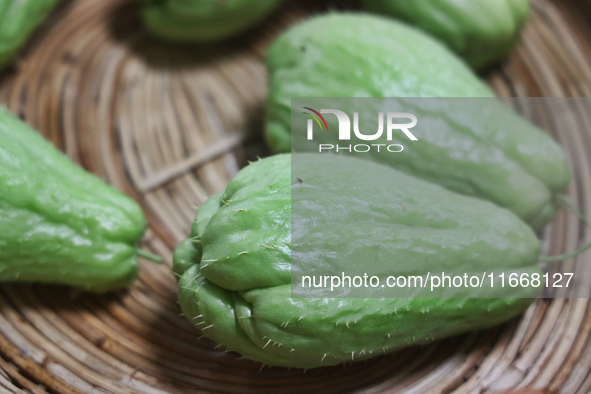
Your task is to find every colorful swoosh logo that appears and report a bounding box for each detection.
[302,107,329,131]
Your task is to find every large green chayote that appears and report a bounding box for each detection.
[361,0,531,70]
[0,106,151,292]
[174,153,541,369]
[0,0,61,72]
[140,0,284,43]
[265,13,571,229]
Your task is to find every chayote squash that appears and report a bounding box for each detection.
[0,106,150,293]
[361,0,531,70]
[0,0,61,72]
[140,0,284,43]
[174,153,542,369]
[265,13,571,229]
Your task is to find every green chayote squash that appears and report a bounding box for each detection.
[140,0,284,43]
[265,13,571,229]
[0,0,61,72]
[361,0,531,70]
[0,106,150,293]
[174,153,541,369]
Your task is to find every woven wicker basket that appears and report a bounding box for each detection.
[0,0,590,393]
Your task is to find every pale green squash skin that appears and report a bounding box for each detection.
[0,107,147,293]
[0,0,61,72]
[361,0,531,70]
[140,0,284,43]
[265,13,571,229]
[174,154,541,369]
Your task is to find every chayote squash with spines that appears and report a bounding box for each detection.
[0,106,149,293]
[140,0,284,43]
[0,0,61,72]
[174,153,541,369]
[361,0,531,70]
[265,13,571,229]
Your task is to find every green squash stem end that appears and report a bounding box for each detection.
[136,248,163,264]
[538,195,591,263]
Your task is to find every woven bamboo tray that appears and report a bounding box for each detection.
[0,0,591,393]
